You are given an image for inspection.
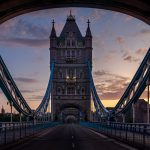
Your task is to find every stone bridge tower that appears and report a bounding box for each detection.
[50,12,92,121]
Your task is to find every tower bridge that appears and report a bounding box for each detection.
[0,12,150,150]
[50,13,91,122]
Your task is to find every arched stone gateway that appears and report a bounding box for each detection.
[0,0,150,24]
[60,105,81,123]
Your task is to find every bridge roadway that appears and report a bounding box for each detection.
[5,124,137,150]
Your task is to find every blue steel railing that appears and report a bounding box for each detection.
[0,121,61,145]
[80,122,150,149]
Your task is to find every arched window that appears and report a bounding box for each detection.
[67,40,70,46]
[67,50,70,57]
[81,87,85,95]
[77,50,80,57]
[67,87,75,94]
[72,40,75,46]
[57,87,61,95]
[72,50,75,57]
[80,71,83,79]
[77,86,80,95]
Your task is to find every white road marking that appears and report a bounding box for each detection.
[72,142,75,149]
[88,128,138,150]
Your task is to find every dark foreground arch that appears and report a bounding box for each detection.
[0,0,150,24]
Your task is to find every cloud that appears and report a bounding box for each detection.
[14,19,49,38]
[94,70,129,81]
[93,35,105,48]
[28,95,44,101]
[0,18,18,35]
[55,23,64,36]
[20,90,35,93]
[0,37,49,48]
[123,55,139,62]
[93,70,130,100]
[140,28,150,35]
[0,18,50,39]
[14,77,38,83]
[136,48,148,55]
[116,36,124,44]
[27,8,78,19]
[80,9,106,22]
[0,90,2,94]
[103,50,117,62]
[122,50,140,63]
[124,15,133,22]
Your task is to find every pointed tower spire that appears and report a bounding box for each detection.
[67,10,75,21]
[70,9,72,16]
[85,19,92,37]
[50,19,56,38]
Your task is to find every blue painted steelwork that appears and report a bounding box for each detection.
[88,62,109,117]
[0,55,32,116]
[110,48,150,117]
[34,63,54,115]
[0,55,54,117]
[87,48,150,119]
[0,47,150,120]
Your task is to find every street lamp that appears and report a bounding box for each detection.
[7,101,13,122]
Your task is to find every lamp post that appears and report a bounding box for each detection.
[7,101,13,122]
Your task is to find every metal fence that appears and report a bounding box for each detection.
[0,121,60,145]
[80,122,150,149]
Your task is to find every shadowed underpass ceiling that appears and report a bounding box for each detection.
[0,0,150,24]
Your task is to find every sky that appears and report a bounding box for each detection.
[0,7,150,113]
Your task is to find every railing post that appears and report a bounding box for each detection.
[147,82,149,124]
[13,123,15,141]
[25,123,26,136]
[125,124,128,141]
[120,123,122,138]
[133,124,135,144]
[4,123,6,144]
[132,103,135,123]
[122,114,125,123]
[19,123,21,139]
[10,101,13,123]
[143,125,146,148]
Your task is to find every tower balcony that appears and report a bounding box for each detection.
[65,57,77,63]
[66,76,76,83]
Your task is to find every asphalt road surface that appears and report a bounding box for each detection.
[7,124,137,150]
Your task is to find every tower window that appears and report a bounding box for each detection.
[77,50,80,57]
[72,50,75,57]
[67,40,70,46]
[80,71,83,79]
[72,40,75,46]
[67,87,75,94]
[57,87,61,94]
[67,50,70,57]
[81,87,85,95]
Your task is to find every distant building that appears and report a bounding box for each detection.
[126,99,150,123]
[1,106,5,114]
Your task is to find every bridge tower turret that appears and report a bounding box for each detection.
[50,12,92,122]
[49,20,57,65]
[85,19,92,65]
